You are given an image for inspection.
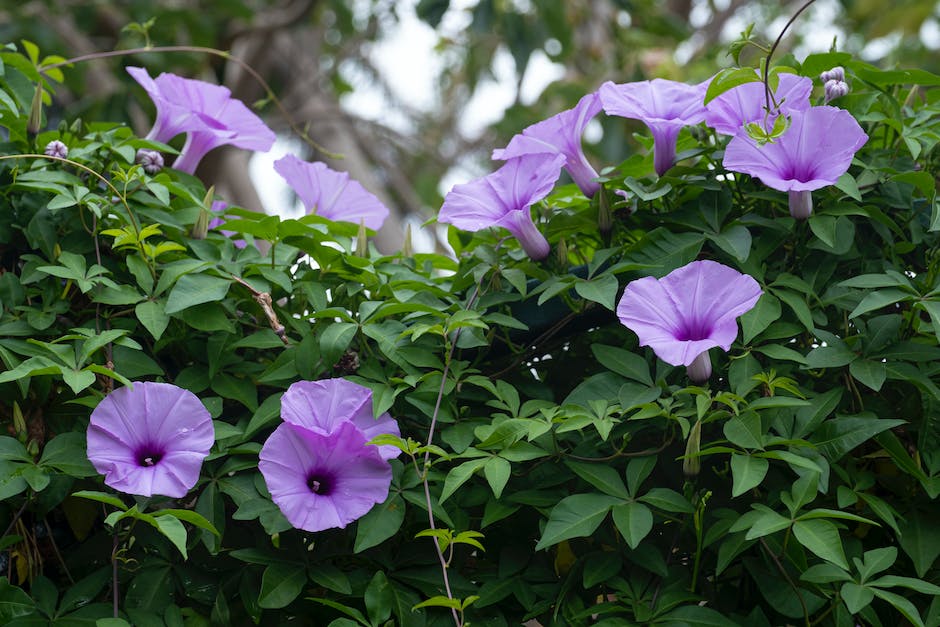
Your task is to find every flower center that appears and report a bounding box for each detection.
[675,321,713,342]
[307,473,334,495]
[136,447,164,467]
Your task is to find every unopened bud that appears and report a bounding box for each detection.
[819,66,845,83]
[597,190,612,235]
[402,223,413,257]
[556,236,568,269]
[12,401,26,439]
[27,83,43,135]
[824,79,849,103]
[355,220,368,257]
[683,418,702,477]
[43,140,68,159]
[686,352,712,383]
[136,149,164,174]
[191,186,215,239]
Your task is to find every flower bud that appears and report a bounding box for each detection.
[788,190,813,220]
[683,418,702,477]
[355,220,368,257]
[135,148,164,174]
[819,66,845,83]
[597,190,612,235]
[401,223,413,257]
[43,140,68,159]
[191,186,215,240]
[824,79,849,104]
[27,83,43,135]
[686,351,712,384]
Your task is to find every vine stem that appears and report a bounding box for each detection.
[421,281,483,627]
[38,45,340,159]
[762,0,817,114]
[111,532,120,618]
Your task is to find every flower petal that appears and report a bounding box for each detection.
[274,155,389,230]
[259,422,392,532]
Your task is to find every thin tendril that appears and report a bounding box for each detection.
[762,0,817,115]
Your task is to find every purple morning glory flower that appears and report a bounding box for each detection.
[722,106,868,219]
[259,420,392,532]
[86,382,215,498]
[438,153,565,260]
[492,92,602,197]
[127,66,276,174]
[599,78,709,176]
[616,260,762,383]
[704,73,812,136]
[273,154,390,230]
[280,378,401,461]
[44,140,68,159]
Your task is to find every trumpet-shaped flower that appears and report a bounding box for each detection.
[280,379,401,461]
[439,153,565,260]
[492,93,602,197]
[704,73,812,136]
[616,260,762,382]
[274,154,389,230]
[259,421,392,532]
[599,79,709,176]
[723,106,867,219]
[86,382,214,498]
[127,66,276,174]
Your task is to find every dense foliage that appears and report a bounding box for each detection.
[0,26,939,627]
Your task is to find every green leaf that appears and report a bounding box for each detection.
[638,488,694,514]
[703,67,762,104]
[774,288,814,333]
[723,412,764,450]
[483,456,511,499]
[792,519,848,569]
[320,322,358,366]
[39,432,96,477]
[611,502,653,549]
[259,563,307,609]
[535,494,620,550]
[849,289,912,319]
[365,572,393,625]
[658,604,735,625]
[0,577,36,621]
[154,515,188,559]
[804,344,857,369]
[840,582,874,614]
[870,588,926,627]
[849,359,886,391]
[898,512,940,578]
[164,274,231,314]
[730,454,769,497]
[834,172,862,201]
[740,293,781,343]
[870,575,940,595]
[811,415,905,461]
[72,490,127,510]
[574,274,619,311]
[708,224,751,262]
[590,344,652,385]
[439,459,488,503]
[153,509,220,537]
[565,460,630,500]
[135,300,170,341]
[355,494,405,553]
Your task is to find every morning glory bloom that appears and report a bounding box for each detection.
[704,73,812,136]
[280,379,401,461]
[723,105,868,219]
[86,382,215,498]
[617,260,762,383]
[599,78,709,176]
[492,92,602,197]
[439,153,565,260]
[259,421,393,532]
[274,154,390,230]
[127,66,276,174]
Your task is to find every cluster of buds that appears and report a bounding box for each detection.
[135,148,164,174]
[820,66,850,103]
[43,140,68,159]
